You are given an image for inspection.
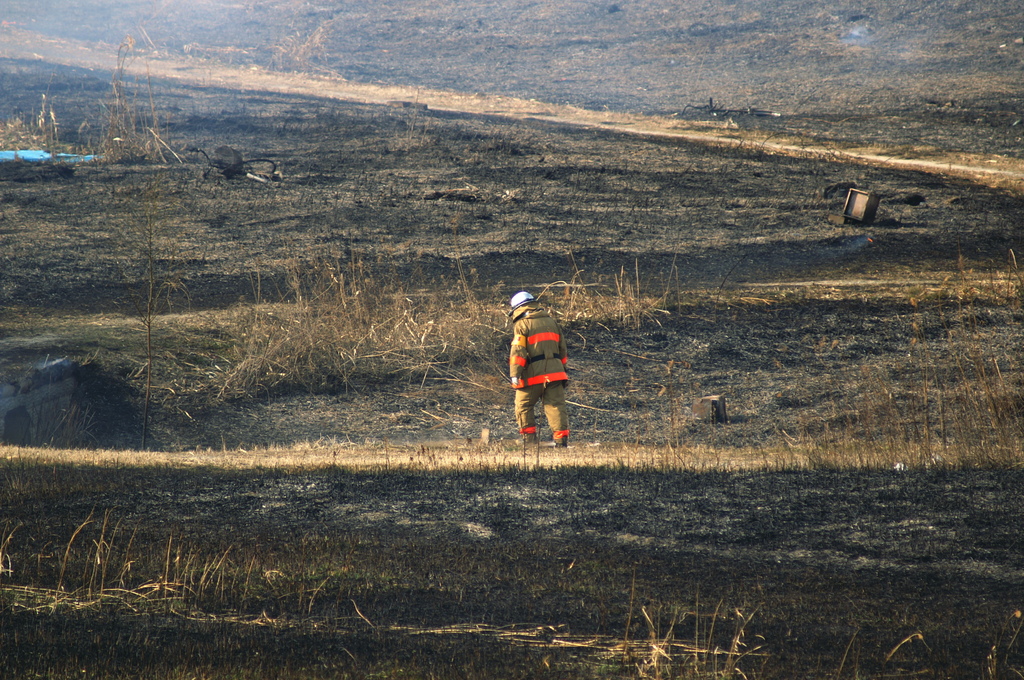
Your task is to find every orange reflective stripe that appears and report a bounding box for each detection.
[525,371,569,386]
[528,331,560,344]
[561,356,568,365]
[520,426,537,434]
[510,356,527,367]
[553,430,569,440]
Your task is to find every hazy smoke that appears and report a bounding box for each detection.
[841,24,875,47]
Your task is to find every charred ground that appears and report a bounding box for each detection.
[0,55,1022,449]
[1,1,1024,677]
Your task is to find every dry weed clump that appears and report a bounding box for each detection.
[0,95,61,152]
[217,257,505,399]
[0,118,47,149]
[2,101,63,152]
[101,36,169,163]
[268,20,336,72]
[806,369,1024,470]
[548,259,671,330]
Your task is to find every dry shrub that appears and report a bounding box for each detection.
[3,95,60,151]
[217,258,505,399]
[550,260,670,330]
[102,36,166,163]
[268,20,335,71]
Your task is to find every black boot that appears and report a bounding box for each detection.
[554,436,568,448]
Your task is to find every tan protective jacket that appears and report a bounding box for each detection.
[509,303,569,387]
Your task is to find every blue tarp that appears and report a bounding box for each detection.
[0,150,102,163]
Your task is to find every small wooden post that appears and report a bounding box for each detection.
[692,395,728,424]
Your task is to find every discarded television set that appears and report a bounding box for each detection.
[842,188,879,223]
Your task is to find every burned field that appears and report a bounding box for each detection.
[0,59,1022,451]
[3,462,1024,678]
[1,62,1022,675]
[3,0,1024,677]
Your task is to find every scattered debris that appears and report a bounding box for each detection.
[387,100,428,110]
[188,145,280,181]
[0,150,101,163]
[423,186,481,202]
[686,22,715,37]
[682,98,781,118]
[818,234,874,256]
[841,24,874,47]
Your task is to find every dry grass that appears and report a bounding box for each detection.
[7,259,1024,470]
[268,19,336,72]
[0,440,798,472]
[2,452,1022,679]
[548,259,671,331]
[4,18,1024,679]
[0,485,773,679]
[100,36,169,163]
[214,254,677,401]
[217,256,506,399]
[0,118,47,149]
[796,261,1024,470]
[1,102,67,154]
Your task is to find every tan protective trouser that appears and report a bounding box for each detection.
[514,381,568,439]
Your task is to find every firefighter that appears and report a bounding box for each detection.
[508,291,570,447]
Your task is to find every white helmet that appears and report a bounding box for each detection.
[509,291,535,310]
